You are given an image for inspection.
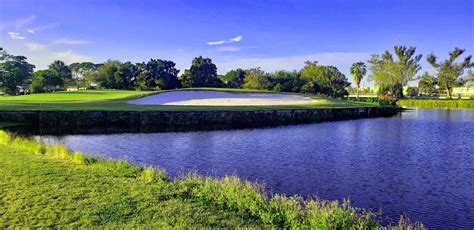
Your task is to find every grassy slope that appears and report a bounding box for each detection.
[0,131,422,228]
[397,99,474,109]
[0,145,260,228]
[0,89,377,111]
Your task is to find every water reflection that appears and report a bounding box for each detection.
[37,109,474,228]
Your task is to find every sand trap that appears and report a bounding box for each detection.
[128,90,314,106]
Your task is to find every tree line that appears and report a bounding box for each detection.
[1,46,472,99]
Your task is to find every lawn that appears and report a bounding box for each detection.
[0,89,378,111]
[0,131,421,228]
[0,143,260,228]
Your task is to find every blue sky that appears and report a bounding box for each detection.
[1,0,473,85]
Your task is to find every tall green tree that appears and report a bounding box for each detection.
[136,59,180,90]
[114,62,137,90]
[0,48,35,95]
[427,48,473,99]
[300,61,350,97]
[220,68,246,88]
[92,60,121,89]
[417,72,438,96]
[368,46,422,98]
[49,60,72,82]
[180,56,219,87]
[69,62,101,79]
[69,62,102,88]
[350,62,367,99]
[270,70,304,92]
[30,70,63,93]
[242,68,272,90]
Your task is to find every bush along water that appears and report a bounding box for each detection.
[396,99,474,109]
[347,97,397,107]
[0,130,424,229]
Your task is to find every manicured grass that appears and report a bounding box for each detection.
[0,89,378,111]
[397,99,474,109]
[0,131,422,228]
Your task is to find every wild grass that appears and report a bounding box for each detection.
[397,99,474,109]
[0,89,378,111]
[0,130,423,228]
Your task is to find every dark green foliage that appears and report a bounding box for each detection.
[30,70,63,93]
[114,62,137,90]
[220,68,246,88]
[270,70,305,92]
[180,56,220,87]
[418,72,438,96]
[49,60,72,81]
[136,59,180,90]
[93,60,121,89]
[0,48,35,95]
[300,61,350,98]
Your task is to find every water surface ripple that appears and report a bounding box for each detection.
[38,108,474,228]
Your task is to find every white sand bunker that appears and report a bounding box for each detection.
[128,90,314,106]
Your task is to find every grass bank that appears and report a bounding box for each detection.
[397,99,474,109]
[0,131,422,228]
[0,89,378,111]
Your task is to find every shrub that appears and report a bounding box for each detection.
[139,166,169,184]
[0,131,12,145]
[107,160,143,178]
[397,99,474,109]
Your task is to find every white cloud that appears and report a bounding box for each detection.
[208,40,226,45]
[8,32,26,40]
[26,23,58,33]
[207,35,243,45]
[25,42,47,51]
[52,50,93,63]
[53,39,90,45]
[218,46,241,52]
[229,36,242,42]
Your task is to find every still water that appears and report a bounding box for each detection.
[38,109,474,228]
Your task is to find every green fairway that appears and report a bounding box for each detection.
[0,89,378,111]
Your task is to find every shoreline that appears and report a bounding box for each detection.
[0,106,398,131]
[0,130,422,228]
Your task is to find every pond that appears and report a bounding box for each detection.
[37,108,474,228]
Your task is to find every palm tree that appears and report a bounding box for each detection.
[49,60,72,80]
[350,62,367,99]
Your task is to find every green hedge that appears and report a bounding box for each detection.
[397,99,474,109]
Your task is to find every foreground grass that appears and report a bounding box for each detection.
[0,89,378,111]
[397,99,474,109]
[0,131,423,228]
